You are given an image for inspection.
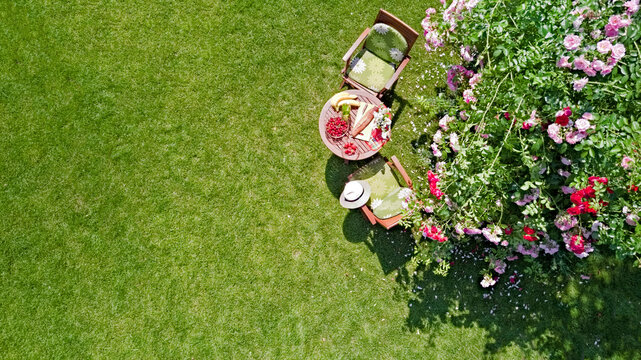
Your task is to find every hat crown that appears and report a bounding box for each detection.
[344,182,364,201]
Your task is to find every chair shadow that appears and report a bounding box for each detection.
[397,244,641,358]
[325,155,414,274]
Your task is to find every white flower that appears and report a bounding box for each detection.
[389,48,404,62]
[351,58,366,74]
[480,274,497,288]
[373,23,389,35]
[371,198,383,209]
[398,188,413,199]
[575,118,590,131]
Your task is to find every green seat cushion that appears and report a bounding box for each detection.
[351,157,412,219]
[347,49,396,93]
[365,23,408,64]
[371,186,412,219]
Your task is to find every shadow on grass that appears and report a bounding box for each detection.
[397,245,641,358]
[324,155,414,274]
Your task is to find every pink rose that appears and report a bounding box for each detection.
[574,55,590,70]
[463,89,477,103]
[582,112,593,120]
[625,0,640,15]
[575,118,590,131]
[591,59,605,72]
[601,65,613,76]
[622,155,634,170]
[564,35,582,51]
[604,24,619,37]
[583,67,597,77]
[597,40,612,54]
[612,43,626,59]
[591,30,602,39]
[609,15,623,29]
[573,77,589,91]
[557,56,572,68]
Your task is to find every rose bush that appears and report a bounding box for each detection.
[403,0,641,286]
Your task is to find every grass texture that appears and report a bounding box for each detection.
[1,0,640,358]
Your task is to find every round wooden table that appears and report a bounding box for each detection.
[318,89,383,161]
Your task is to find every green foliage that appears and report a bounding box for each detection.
[408,0,641,279]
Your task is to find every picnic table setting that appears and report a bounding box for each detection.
[318,8,419,229]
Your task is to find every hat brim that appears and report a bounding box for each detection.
[339,181,371,209]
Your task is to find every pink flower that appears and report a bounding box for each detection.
[566,130,588,144]
[601,65,614,76]
[562,186,577,194]
[547,123,563,144]
[582,112,593,120]
[604,24,619,37]
[555,214,578,231]
[573,55,590,71]
[469,73,482,89]
[627,213,640,226]
[449,133,460,152]
[564,34,582,50]
[622,155,634,169]
[625,0,640,15]
[425,8,437,16]
[460,45,474,62]
[573,77,588,91]
[591,30,602,39]
[575,118,590,131]
[557,56,572,68]
[433,130,443,143]
[612,43,626,59]
[463,89,477,103]
[609,15,624,29]
[583,67,597,77]
[591,59,605,72]
[431,143,442,157]
[597,40,612,54]
[561,157,572,165]
[558,169,571,177]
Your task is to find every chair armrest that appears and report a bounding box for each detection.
[381,55,411,92]
[342,28,371,74]
[360,205,378,225]
[391,155,412,188]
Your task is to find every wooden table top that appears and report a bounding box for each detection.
[318,89,384,161]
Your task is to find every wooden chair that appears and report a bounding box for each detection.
[348,155,413,229]
[340,9,419,99]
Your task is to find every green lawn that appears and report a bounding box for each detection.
[1,0,641,358]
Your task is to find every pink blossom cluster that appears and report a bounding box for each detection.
[482,225,504,245]
[623,206,640,226]
[621,155,635,169]
[421,8,444,51]
[421,223,448,242]
[558,5,636,82]
[547,108,593,145]
[446,65,474,91]
[442,0,480,32]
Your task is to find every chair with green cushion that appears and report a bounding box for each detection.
[340,9,419,99]
[348,155,414,229]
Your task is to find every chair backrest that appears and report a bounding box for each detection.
[374,9,419,51]
[364,23,409,64]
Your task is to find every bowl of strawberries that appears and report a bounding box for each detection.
[325,116,348,139]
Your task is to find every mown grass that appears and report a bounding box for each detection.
[1,0,640,358]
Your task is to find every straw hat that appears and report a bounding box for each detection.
[339,181,371,209]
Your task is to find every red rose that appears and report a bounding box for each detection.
[563,107,572,117]
[523,226,536,235]
[505,227,513,235]
[567,206,583,215]
[523,235,538,242]
[569,235,585,254]
[556,114,569,126]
